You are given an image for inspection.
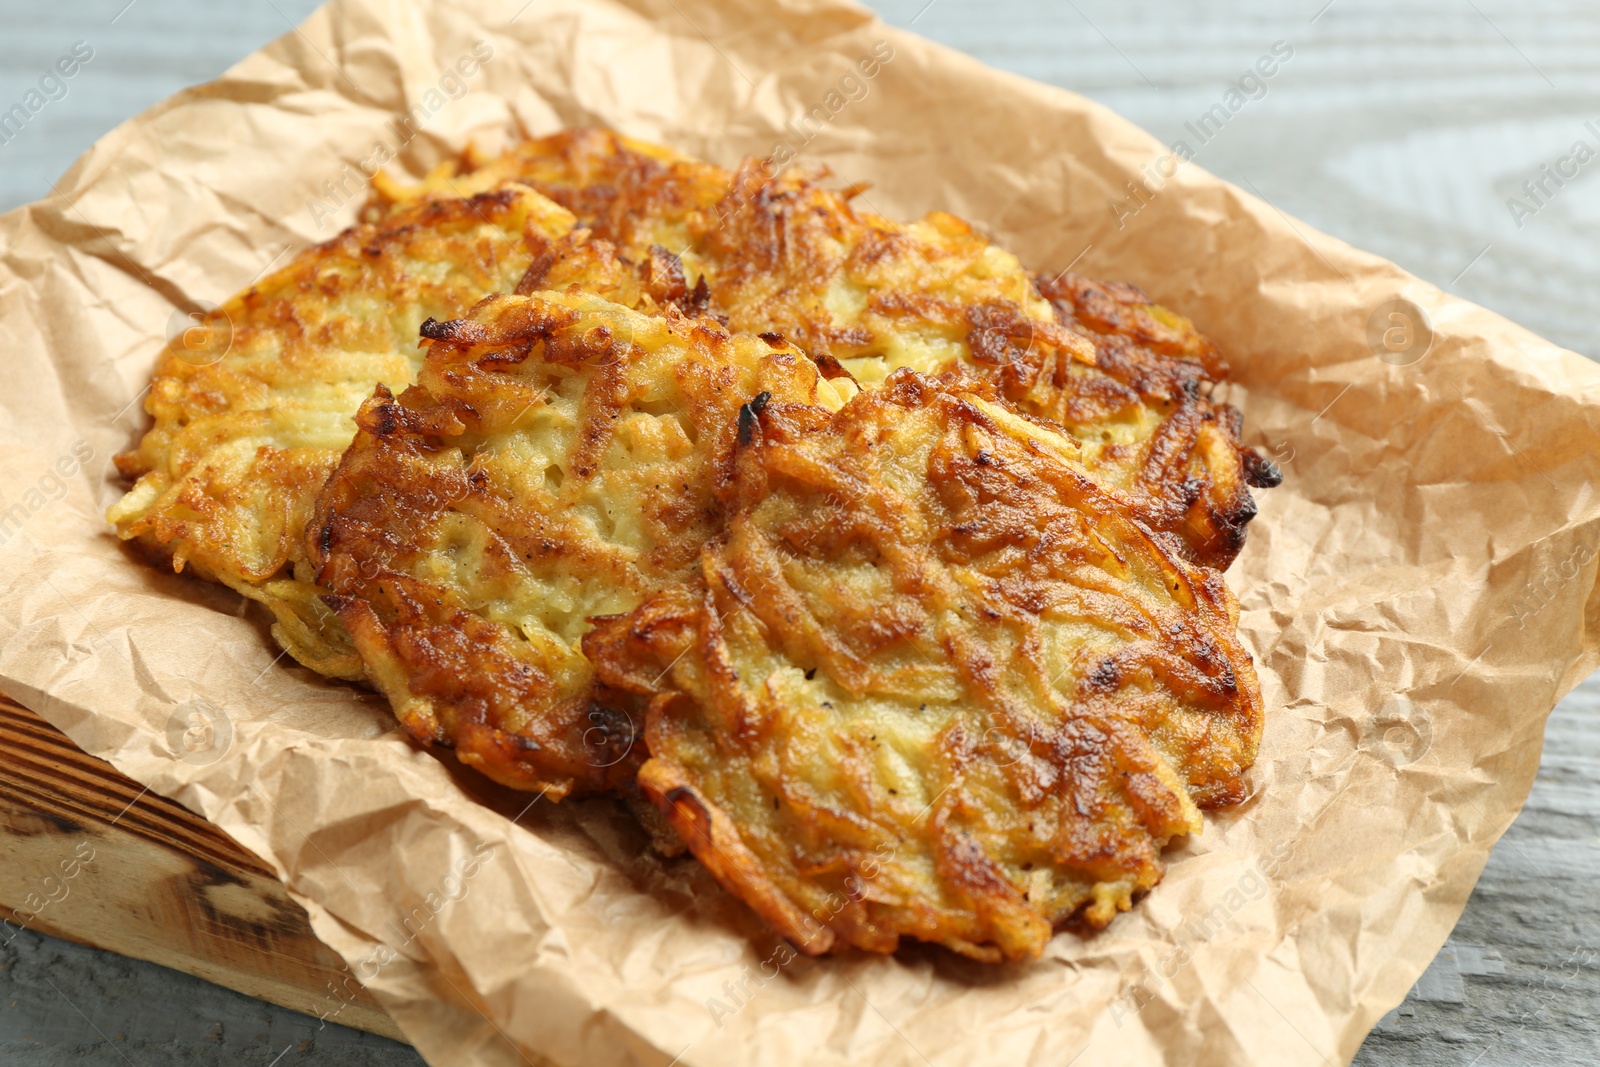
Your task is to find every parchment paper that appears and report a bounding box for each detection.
[3,1,1598,1065]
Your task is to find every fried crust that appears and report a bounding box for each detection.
[384,132,1277,567]
[367,127,728,262]
[689,160,1279,569]
[1034,271,1282,567]
[107,184,601,678]
[112,130,1274,689]
[308,291,851,798]
[586,370,1263,959]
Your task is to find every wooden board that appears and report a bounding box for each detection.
[0,690,408,1045]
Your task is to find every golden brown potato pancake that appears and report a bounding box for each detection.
[108,183,646,678]
[1033,269,1283,568]
[688,160,1279,569]
[585,371,1263,960]
[112,130,1273,690]
[378,130,1278,568]
[109,128,1274,956]
[367,127,728,264]
[308,291,853,798]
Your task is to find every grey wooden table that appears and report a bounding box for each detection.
[2,1,1596,1064]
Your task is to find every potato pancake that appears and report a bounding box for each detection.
[584,371,1263,960]
[366,127,728,263]
[308,291,853,798]
[689,160,1279,569]
[378,130,1279,568]
[112,131,1273,688]
[112,132,1272,941]
[108,183,642,678]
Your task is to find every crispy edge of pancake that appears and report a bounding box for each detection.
[107,184,588,678]
[107,183,696,682]
[367,128,729,262]
[687,157,1277,569]
[586,369,1264,959]
[1035,271,1283,568]
[307,290,852,797]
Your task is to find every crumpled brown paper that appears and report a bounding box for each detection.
[3,1,1598,1064]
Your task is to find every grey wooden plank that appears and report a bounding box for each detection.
[0,923,424,1065]
[0,0,325,212]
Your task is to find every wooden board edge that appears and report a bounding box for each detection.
[0,690,410,1046]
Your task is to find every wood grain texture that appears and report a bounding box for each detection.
[0,691,407,1045]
